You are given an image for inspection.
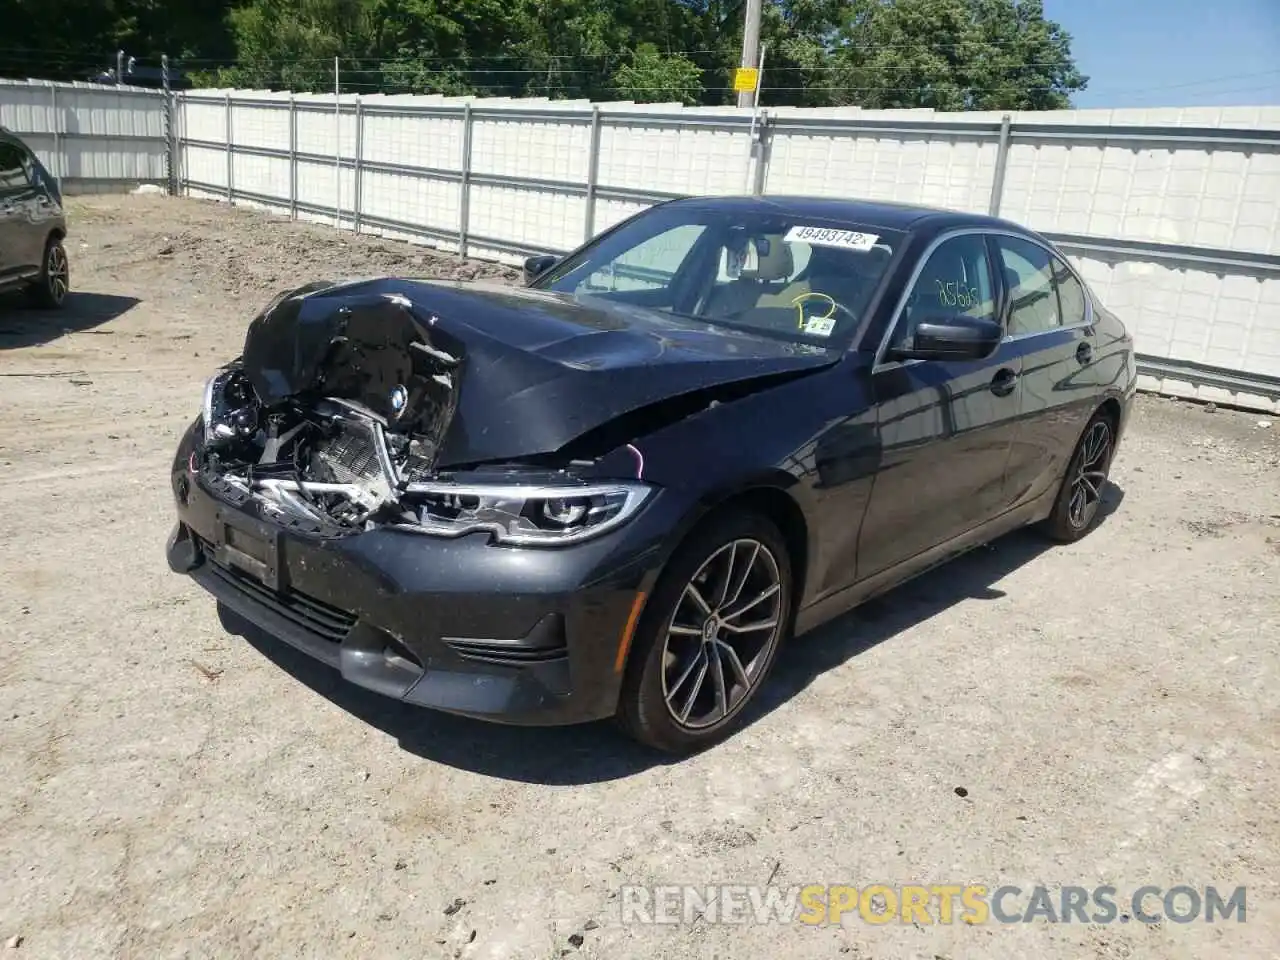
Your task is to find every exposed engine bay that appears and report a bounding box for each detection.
[199,363,654,544]
[198,285,459,534]
[204,373,411,528]
[191,276,838,543]
[195,286,655,544]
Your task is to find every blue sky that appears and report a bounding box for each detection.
[1044,0,1280,108]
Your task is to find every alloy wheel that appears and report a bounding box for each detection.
[660,538,784,730]
[47,244,69,303]
[1068,420,1111,529]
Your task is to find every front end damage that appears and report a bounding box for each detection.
[196,287,650,544]
[170,277,838,724]
[172,283,664,724]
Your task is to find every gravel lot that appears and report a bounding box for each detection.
[2,195,1278,960]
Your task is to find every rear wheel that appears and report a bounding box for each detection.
[27,235,70,309]
[1038,410,1115,542]
[617,511,793,754]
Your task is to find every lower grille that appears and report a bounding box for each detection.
[445,639,569,665]
[200,540,356,644]
[442,614,568,666]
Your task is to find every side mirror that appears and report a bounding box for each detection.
[893,315,1002,362]
[523,254,559,285]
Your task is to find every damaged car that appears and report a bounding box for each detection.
[167,195,1137,753]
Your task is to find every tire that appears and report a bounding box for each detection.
[617,511,794,754]
[1038,409,1116,543]
[27,235,70,309]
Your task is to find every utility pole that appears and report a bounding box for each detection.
[736,0,763,109]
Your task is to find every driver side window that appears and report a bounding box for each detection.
[890,234,996,352]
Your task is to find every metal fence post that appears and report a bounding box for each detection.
[459,103,473,257]
[225,92,234,202]
[179,93,188,195]
[353,95,364,233]
[582,106,602,243]
[988,113,1012,217]
[161,54,175,195]
[48,82,61,191]
[288,94,297,220]
[751,112,771,197]
[333,56,341,229]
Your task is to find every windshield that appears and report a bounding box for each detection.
[534,205,904,345]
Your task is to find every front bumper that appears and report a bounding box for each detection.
[167,450,664,726]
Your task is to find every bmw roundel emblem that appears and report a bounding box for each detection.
[389,385,408,416]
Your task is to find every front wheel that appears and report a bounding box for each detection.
[617,511,793,754]
[27,235,70,309]
[1038,411,1116,542]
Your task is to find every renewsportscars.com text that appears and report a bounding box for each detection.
[619,884,1247,926]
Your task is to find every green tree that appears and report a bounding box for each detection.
[0,0,1087,110]
[757,0,850,107]
[507,0,707,100]
[826,0,1086,110]
[0,0,232,82]
[210,0,376,89]
[612,43,704,104]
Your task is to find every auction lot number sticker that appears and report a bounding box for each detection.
[783,225,880,252]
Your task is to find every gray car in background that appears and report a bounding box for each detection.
[0,126,69,308]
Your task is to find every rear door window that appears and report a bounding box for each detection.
[1052,256,1089,327]
[996,237,1061,336]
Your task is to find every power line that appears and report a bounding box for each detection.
[1103,82,1280,106]
[1086,69,1280,98]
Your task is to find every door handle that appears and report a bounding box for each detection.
[989,367,1019,397]
[1076,342,1093,365]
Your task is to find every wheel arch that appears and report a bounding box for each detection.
[1096,396,1122,429]
[707,486,810,607]
[671,481,809,604]
[620,480,811,679]
[613,480,810,746]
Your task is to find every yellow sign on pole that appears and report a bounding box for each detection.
[733,67,759,93]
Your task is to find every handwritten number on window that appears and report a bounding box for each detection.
[935,280,979,310]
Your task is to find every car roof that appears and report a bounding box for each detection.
[662,194,1037,238]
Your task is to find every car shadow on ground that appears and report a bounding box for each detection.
[233,483,1125,785]
[756,483,1126,717]
[0,292,139,349]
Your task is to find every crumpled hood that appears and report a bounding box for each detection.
[240,276,838,467]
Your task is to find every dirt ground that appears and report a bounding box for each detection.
[2,195,1278,960]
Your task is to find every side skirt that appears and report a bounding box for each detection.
[793,488,1057,637]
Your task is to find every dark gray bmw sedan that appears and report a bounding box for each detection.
[167,195,1137,753]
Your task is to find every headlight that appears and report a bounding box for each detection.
[401,480,654,546]
[203,366,260,443]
